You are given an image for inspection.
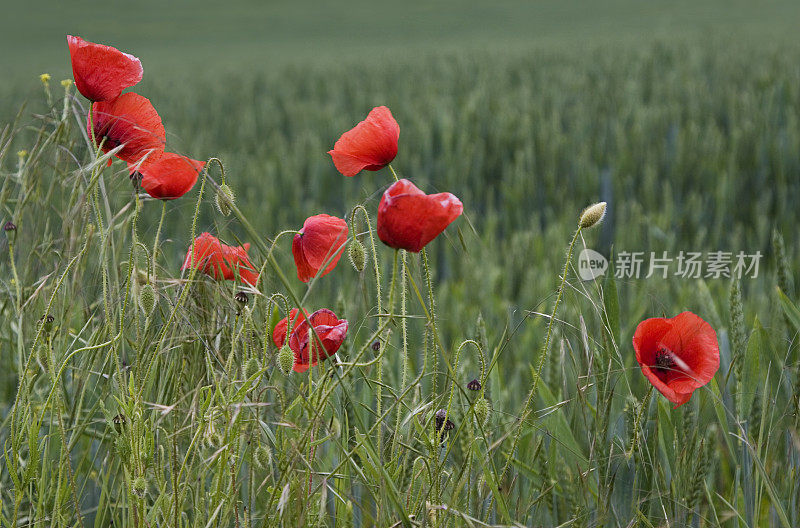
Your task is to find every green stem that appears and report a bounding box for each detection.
[501,226,582,480]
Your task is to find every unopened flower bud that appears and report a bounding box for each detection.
[277,345,294,375]
[134,243,150,272]
[215,184,235,216]
[348,238,366,272]
[132,476,147,498]
[254,444,272,469]
[138,284,157,316]
[243,357,260,379]
[473,397,490,427]
[579,201,607,229]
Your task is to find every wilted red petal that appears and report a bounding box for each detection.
[88,92,165,164]
[632,311,719,408]
[328,106,399,177]
[129,153,205,200]
[377,179,463,252]
[67,35,143,102]
[292,214,348,282]
[182,232,259,287]
[288,309,348,373]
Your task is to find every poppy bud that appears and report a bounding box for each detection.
[215,184,235,216]
[132,476,147,498]
[134,243,150,272]
[473,397,490,427]
[254,444,272,469]
[277,345,294,375]
[579,201,607,229]
[138,284,156,316]
[3,221,16,233]
[348,238,366,272]
[243,357,260,380]
[467,378,481,391]
[39,314,55,334]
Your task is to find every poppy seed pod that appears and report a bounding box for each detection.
[579,201,607,229]
[467,378,481,391]
[234,291,249,311]
[40,314,55,334]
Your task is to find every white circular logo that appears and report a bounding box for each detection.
[578,249,608,281]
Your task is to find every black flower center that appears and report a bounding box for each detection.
[654,347,676,372]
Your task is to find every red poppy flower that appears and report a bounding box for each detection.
[288,309,348,373]
[272,308,310,348]
[328,106,399,177]
[632,311,719,408]
[292,214,348,282]
[377,178,463,252]
[128,153,205,200]
[181,232,259,286]
[88,92,165,164]
[67,35,143,102]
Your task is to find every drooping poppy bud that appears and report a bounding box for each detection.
[287,309,348,373]
[377,179,463,252]
[88,92,165,164]
[292,214,348,283]
[127,153,205,200]
[633,311,719,408]
[215,184,235,216]
[138,283,156,316]
[277,345,294,375]
[348,238,366,272]
[181,232,259,287]
[67,35,143,102]
[328,106,399,177]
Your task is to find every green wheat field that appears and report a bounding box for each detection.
[1,0,800,526]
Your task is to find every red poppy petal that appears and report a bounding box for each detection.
[377,180,463,252]
[68,35,143,102]
[632,317,673,366]
[329,106,399,177]
[659,311,719,387]
[89,92,165,164]
[293,215,348,282]
[132,153,204,200]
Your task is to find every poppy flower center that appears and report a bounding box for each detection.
[653,347,676,373]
